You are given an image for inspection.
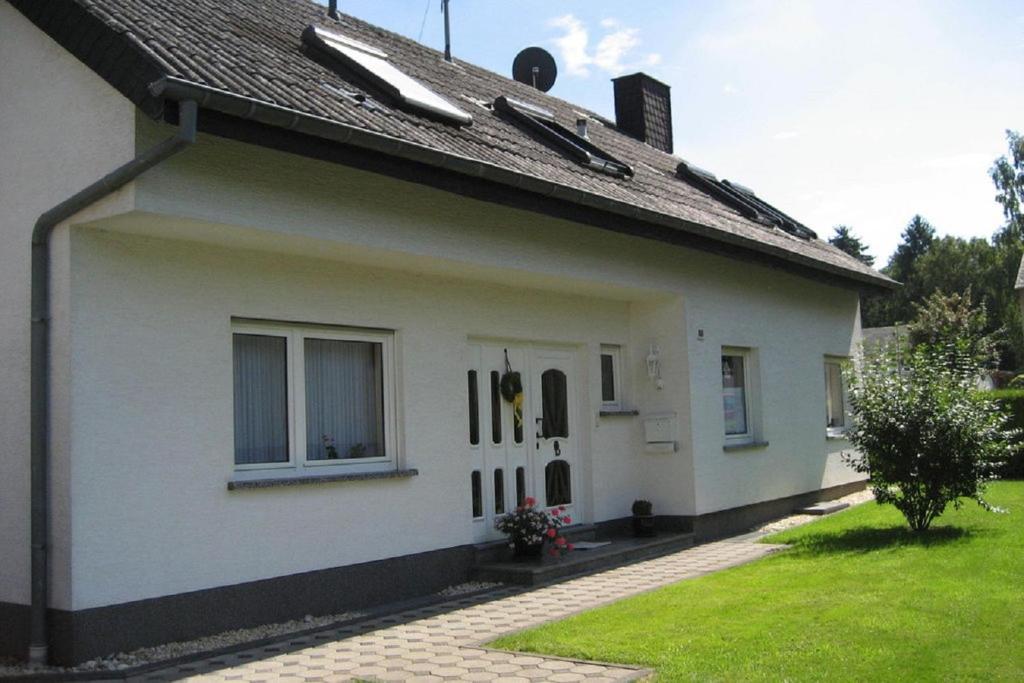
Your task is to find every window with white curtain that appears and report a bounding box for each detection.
[232,321,395,472]
[825,359,847,436]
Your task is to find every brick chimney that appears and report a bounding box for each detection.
[611,73,673,154]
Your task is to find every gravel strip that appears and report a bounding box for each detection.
[437,580,503,598]
[753,488,875,535]
[0,611,362,678]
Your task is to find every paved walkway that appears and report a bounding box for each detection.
[133,537,782,682]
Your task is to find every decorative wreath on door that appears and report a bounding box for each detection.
[499,349,524,428]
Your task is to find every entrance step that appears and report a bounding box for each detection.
[474,531,695,586]
[796,501,850,515]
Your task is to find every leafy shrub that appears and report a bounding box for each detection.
[986,389,1024,477]
[845,343,1015,531]
[632,499,653,516]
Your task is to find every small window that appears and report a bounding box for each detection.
[303,26,472,126]
[490,370,502,444]
[467,370,479,446]
[825,360,847,436]
[232,322,396,473]
[494,96,633,178]
[494,469,505,515]
[600,345,621,409]
[722,350,751,442]
[471,470,482,519]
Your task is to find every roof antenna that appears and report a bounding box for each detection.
[442,0,452,62]
[327,0,339,20]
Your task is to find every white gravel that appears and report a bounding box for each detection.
[0,610,362,678]
[437,581,503,598]
[753,489,875,535]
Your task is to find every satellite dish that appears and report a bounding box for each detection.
[512,47,557,92]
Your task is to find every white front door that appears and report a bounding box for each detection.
[467,342,580,543]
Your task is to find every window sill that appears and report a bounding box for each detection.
[599,409,640,417]
[723,441,769,452]
[228,468,419,491]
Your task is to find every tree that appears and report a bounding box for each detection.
[889,215,935,283]
[907,288,1000,369]
[991,129,1024,246]
[829,225,875,266]
[844,342,1012,532]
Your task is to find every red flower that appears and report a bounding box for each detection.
[566,543,575,551]
[546,527,557,538]
[555,536,567,546]
[557,507,565,514]
[524,496,536,507]
[562,516,572,524]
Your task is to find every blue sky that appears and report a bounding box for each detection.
[328,1,1023,264]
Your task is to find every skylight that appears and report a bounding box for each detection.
[494,96,634,178]
[676,162,816,240]
[303,26,472,126]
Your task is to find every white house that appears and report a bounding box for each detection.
[0,0,894,665]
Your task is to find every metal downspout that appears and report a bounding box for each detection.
[28,100,198,664]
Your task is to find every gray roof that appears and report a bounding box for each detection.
[11,0,896,289]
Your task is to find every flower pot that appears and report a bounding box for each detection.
[512,539,544,560]
[632,514,656,537]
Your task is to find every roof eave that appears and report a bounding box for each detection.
[151,76,896,292]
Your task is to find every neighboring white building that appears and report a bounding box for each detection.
[0,0,894,664]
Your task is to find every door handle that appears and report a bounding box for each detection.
[554,441,561,457]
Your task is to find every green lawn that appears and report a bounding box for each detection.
[490,481,1024,681]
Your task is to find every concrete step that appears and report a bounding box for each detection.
[474,531,695,586]
[796,501,850,515]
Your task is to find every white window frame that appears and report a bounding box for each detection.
[231,320,398,476]
[599,344,622,410]
[722,347,754,445]
[824,357,849,438]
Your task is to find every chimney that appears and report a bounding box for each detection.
[611,73,673,154]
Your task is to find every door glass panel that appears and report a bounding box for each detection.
[494,469,505,514]
[490,370,502,444]
[515,466,526,507]
[467,370,479,445]
[545,460,571,506]
[541,369,569,438]
[470,470,482,518]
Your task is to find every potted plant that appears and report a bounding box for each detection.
[494,497,574,560]
[631,499,656,537]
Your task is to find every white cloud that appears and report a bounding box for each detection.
[548,14,660,78]
[548,14,592,77]
[773,130,799,140]
[722,83,739,95]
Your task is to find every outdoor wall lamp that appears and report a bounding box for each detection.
[647,343,664,390]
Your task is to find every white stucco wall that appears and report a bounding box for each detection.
[0,3,136,609]
[50,121,865,609]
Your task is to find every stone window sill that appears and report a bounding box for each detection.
[228,468,419,491]
[723,441,770,452]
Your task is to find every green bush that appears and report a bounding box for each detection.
[987,389,1024,477]
[845,343,1014,531]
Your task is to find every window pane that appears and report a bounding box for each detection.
[305,338,384,460]
[515,466,526,507]
[468,370,479,446]
[722,354,748,436]
[490,371,502,444]
[545,460,571,506]
[826,362,845,428]
[471,470,482,518]
[541,369,569,438]
[601,353,616,402]
[233,334,289,465]
[494,469,505,515]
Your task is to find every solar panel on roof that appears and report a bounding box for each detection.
[303,26,472,126]
[494,96,634,179]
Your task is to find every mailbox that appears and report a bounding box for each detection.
[643,413,677,453]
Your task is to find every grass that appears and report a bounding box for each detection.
[490,481,1024,681]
